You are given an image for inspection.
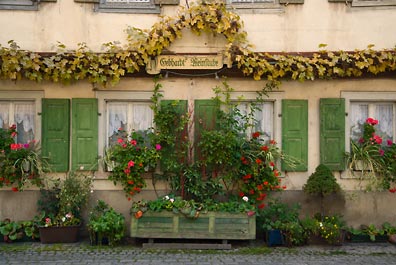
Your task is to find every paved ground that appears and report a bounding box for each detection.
[1,239,396,265]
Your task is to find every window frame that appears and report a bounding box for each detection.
[0,91,43,143]
[342,91,396,153]
[225,0,284,12]
[94,0,160,13]
[96,91,154,172]
[352,0,396,6]
[0,0,38,10]
[230,90,283,145]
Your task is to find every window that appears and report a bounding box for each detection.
[0,91,42,145]
[106,101,154,146]
[237,101,274,142]
[342,91,396,153]
[230,91,283,143]
[352,0,396,6]
[226,0,282,10]
[0,101,35,143]
[95,0,160,13]
[0,0,38,10]
[350,102,394,143]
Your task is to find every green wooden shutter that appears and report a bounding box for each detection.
[320,98,345,170]
[42,99,70,172]
[72,98,98,171]
[282,100,308,171]
[194,100,218,161]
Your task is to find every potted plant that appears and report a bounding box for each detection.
[259,199,303,247]
[87,200,125,246]
[382,222,396,244]
[37,171,93,243]
[303,164,342,220]
[0,125,50,191]
[302,214,346,245]
[347,117,396,191]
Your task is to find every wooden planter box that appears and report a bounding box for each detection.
[349,234,388,243]
[130,211,256,240]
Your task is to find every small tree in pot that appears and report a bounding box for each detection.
[303,164,342,220]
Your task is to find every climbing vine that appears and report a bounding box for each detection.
[0,1,395,86]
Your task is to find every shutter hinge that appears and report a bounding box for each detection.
[345,112,348,116]
[278,114,282,117]
[98,112,101,116]
[38,112,42,116]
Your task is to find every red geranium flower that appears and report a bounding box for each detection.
[252,131,260,139]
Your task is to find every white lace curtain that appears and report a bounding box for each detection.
[237,102,273,141]
[350,102,393,142]
[107,102,153,143]
[0,103,9,128]
[0,101,35,143]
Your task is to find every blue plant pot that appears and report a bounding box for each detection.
[266,229,284,247]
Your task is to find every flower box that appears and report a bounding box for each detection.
[39,226,80,244]
[349,234,388,243]
[130,211,256,240]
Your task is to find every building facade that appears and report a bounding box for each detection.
[1,0,396,227]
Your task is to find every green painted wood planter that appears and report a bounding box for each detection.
[130,211,256,240]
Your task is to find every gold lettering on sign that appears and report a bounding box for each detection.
[156,55,223,70]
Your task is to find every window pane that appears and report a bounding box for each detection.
[376,104,393,142]
[107,103,128,145]
[0,102,10,129]
[254,102,273,142]
[107,102,153,146]
[350,103,368,141]
[132,103,153,132]
[14,102,35,143]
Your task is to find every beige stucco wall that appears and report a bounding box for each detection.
[0,0,395,52]
[2,76,396,191]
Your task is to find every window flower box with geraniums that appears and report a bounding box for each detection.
[104,129,162,200]
[0,125,49,191]
[347,117,396,191]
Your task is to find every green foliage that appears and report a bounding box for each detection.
[87,200,125,246]
[105,129,161,200]
[36,171,93,226]
[303,164,341,197]
[0,219,23,242]
[347,117,396,191]
[259,199,301,231]
[301,214,346,245]
[130,194,256,218]
[0,3,396,85]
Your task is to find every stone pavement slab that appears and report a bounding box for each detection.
[1,240,396,265]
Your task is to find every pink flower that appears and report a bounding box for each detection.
[11,132,17,137]
[379,149,385,156]
[366,118,379,126]
[130,140,137,146]
[117,138,123,144]
[124,168,131,174]
[155,144,161,150]
[128,160,135,168]
[387,139,393,146]
[358,138,365,144]
[45,218,51,224]
[122,144,127,148]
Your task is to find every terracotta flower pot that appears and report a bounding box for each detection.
[388,234,396,244]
